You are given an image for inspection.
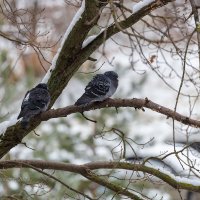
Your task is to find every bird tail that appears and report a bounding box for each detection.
[21,117,30,129]
[75,94,92,106]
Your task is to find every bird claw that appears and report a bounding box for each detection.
[81,112,97,123]
[20,142,36,151]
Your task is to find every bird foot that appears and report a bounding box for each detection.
[81,112,97,123]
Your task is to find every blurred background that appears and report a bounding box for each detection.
[0,0,200,199]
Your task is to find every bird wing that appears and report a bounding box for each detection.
[21,90,30,109]
[85,74,110,98]
[17,90,31,119]
[28,88,50,110]
[17,86,50,124]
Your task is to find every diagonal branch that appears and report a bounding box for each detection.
[0,0,174,159]
[81,168,145,200]
[46,0,107,105]
[19,162,93,200]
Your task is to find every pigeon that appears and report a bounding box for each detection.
[75,71,118,106]
[17,83,50,128]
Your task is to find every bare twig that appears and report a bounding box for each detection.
[189,0,200,73]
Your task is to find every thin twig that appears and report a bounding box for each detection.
[189,0,200,75]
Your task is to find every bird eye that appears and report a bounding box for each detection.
[98,84,103,89]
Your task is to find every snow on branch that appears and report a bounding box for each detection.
[42,0,86,83]
[126,142,200,181]
[82,0,168,51]
[0,115,18,136]
[132,0,155,14]
[0,0,175,160]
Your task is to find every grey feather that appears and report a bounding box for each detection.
[18,83,50,128]
[75,71,118,106]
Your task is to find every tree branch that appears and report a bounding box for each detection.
[47,0,105,105]
[79,0,175,63]
[40,98,200,128]
[1,97,200,159]
[81,168,145,200]
[0,0,104,159]
[189,0,200,73]
[0,0,174,159]
[17,162,94,200]
[0,160,199,193]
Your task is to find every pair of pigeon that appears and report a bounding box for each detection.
[18,71,118,128]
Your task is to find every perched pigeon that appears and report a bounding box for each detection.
[17,83,50,128]
[75,71,118,106]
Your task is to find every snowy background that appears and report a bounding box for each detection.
[0,0,200,199]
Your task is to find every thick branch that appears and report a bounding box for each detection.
[1,97,199,159]
[0,0,174,159]
[0,160,199,193]
[47,0,103,105]
[0,0,103,159]
[79,0,175,63]
[40,98,200,128]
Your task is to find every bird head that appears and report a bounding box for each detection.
[104,71,118,80]
[36,83,48,90]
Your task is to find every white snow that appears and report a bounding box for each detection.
[82,35,98,48]
[0,115,19,136]
[1,1,199,197]
[82,0,157,49]
[42,0,86,83]
[151,164,200,186]
[132,0,155,14]
[8,180,19,190]
[127,142,200,185]
[82,29,105,48]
